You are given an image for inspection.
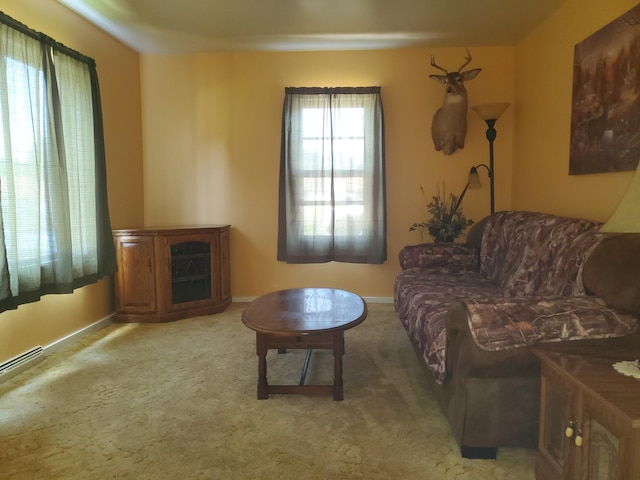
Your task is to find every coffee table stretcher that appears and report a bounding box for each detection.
[255,330,345,401]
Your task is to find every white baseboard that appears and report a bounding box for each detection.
[44,313,115,356]
[363,297,394,304]
[0,313,114,384]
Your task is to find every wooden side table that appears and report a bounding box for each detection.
[533,346,640,480]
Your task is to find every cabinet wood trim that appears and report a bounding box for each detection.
[534,347,640,480]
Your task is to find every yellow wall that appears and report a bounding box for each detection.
[141,47,515,299]
[513,0,639,219]
[0,1,143,363]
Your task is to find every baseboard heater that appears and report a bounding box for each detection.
[0,346,44,381]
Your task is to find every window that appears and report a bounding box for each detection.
[278,87,386,264]
[0,12,116,313]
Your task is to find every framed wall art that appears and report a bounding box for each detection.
[569,4,640,175]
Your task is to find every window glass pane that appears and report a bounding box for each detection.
[301,139,330,172]
[299,105,366,235]
[334,177,363,202]
[333,107,364,137]
[335,204,365,235]
[303,177,331,202]
[302,108,326,137]
[333,139,364,170]
[2,59,40,166]
[301,205,332,236]
[0,55,46,283]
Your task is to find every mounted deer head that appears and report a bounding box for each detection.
[429,49,481,155]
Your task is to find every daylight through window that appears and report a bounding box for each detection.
[278,87,386,264]
[0,12,116,313]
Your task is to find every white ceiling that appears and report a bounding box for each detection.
[58,0,566,54]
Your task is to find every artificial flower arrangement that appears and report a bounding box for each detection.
[409,183,474,242]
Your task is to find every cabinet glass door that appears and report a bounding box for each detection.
[587,417,619,480]
[170,241,212,304]
[542,377,574,472]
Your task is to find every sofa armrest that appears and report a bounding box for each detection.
[583,233,640,318]
[398,243,479,270]
[446,301,541,378]
[448,296,638,352]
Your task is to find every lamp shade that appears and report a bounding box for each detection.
[471,102,511,121]
[468,171,481,188]
[601,164,640,232]
[468,168,482,188]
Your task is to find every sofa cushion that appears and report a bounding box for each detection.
[583,233,640,318]
[394,266,499,383]
[465,214,490,252]
[480,211,603,296]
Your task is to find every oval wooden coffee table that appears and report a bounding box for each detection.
[242,288,367,401]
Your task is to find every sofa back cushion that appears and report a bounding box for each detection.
[480,211,603,296]
[465,214,490,252]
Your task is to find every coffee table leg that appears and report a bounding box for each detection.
[333,332,345,401]
[256,333,268,399]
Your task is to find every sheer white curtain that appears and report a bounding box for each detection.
[0,13,116,312]
[278,87,387,264]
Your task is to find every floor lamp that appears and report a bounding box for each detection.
[469,102,510,214]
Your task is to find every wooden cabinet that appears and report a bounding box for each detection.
[534,347,640,480]
[113,225,231,322]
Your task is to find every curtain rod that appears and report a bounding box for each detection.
[285,87,382,95]
[0,10,96,67]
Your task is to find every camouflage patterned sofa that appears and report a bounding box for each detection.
[394,210,640,458]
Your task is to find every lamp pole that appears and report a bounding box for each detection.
[485,119,497,214]
[471,102,509,216]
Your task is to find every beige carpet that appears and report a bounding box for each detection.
[0,303,535,479]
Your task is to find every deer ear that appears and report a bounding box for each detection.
[429,74,447,84]
[461,68,481,81]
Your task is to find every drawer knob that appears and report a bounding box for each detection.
[565,421,576,438]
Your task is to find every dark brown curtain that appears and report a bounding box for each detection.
[0,11,116,313]
[278,87,387,264]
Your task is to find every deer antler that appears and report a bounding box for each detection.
[457,48,472,72]
[430,55,448,74]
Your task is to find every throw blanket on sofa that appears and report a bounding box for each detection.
[394,266,498,383]
[394,211,639,384]
[465,296,637,352]
[480,210,603,297]
[467,211,638,350]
